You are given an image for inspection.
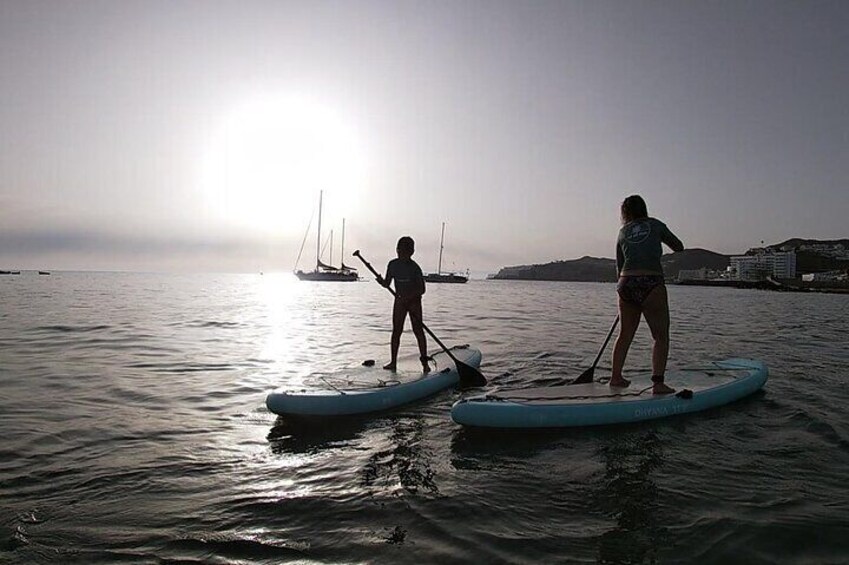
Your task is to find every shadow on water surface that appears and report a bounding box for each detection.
[267,412,439,495]
[449,426,574,470]
[266,415,376,454]
[265,412,441,551]
[360,416,439,496]
[450,424,669,563]
[593,430,668,564]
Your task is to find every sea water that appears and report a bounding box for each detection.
[1,272,847,563]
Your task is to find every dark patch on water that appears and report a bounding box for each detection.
[384,525,407,544]
[1,526,29,552]
[33,324,112,333]
[361,419,439,495]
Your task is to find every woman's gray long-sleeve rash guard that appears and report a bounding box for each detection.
[616,218,683,275]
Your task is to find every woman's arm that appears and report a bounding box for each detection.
[662,224,684,252]
[616,242,624,275]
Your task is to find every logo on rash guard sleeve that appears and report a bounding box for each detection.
[625,221,651,243]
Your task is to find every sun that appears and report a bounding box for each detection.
[199,95,366,235]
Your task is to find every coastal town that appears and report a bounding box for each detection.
[676,241,849,292]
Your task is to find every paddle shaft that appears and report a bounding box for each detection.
[353,251,462,366]
[570,314,620,384]
[590,315,619,370]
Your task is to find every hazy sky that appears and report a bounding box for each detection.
[1,1,847,273]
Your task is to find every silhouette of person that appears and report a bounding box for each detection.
[377,236,430,373]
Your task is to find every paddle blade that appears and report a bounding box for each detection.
[570,367,595,385]
[457,362,487,388]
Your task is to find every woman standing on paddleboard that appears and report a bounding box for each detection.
[610,195,684,394]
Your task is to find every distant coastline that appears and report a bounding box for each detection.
[489,249,729,283]
[489,238,849,294]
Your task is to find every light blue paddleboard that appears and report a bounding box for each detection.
[267,345,482,417]
[451,358,767,429]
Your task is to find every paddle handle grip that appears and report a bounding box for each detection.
[352,250,395,296]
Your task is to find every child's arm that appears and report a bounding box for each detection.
[415,263,425,296]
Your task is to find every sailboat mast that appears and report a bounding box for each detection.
[341,218,346,269]
[330,229,334,267]
[437,222,446,275]
[316,190,323,271]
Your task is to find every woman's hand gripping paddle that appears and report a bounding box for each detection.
[353,250,487,388]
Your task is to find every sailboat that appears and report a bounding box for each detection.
[424,222,468,284]
[295,191,359,282]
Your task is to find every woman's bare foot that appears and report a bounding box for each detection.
[383,363,396,372]
[653,382,675,395]
[421,363,431,374]
[609,376,631,388]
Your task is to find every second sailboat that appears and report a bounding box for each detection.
[424,222,468,284]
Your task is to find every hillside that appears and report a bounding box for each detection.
[771,238,849,249]
[661,248,730,279]
[795,251,849,273]
[492,249,731,282]
[765,238,849,273]
[490,239,847,282]
[492,256,617,282]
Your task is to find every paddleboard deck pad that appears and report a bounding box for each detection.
[451,358,767,429]
[267,345,482,417]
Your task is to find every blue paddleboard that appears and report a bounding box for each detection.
[267,345,482,417]
[451,358,767,429]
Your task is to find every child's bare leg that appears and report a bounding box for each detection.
[384,301,406,371]
[409,299,430,372]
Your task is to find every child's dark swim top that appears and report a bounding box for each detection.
[386,258,425,298]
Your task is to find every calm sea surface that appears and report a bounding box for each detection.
[1,272,847,564]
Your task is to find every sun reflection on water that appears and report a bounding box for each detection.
[255,273,310,387]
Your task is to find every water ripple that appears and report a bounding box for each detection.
[2,273,848,563]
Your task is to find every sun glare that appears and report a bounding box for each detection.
[199,95,366,234]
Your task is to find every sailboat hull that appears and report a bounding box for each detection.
[295,270,358,282]
[423,273,467,283]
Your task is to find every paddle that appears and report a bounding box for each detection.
[353,250,487,388]
[570,315,620,385]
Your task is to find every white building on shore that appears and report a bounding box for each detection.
[801,270,848,282]
[730,249,796,281]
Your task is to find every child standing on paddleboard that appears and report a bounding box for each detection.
[610,195,684,394]
[378,236,430,373]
